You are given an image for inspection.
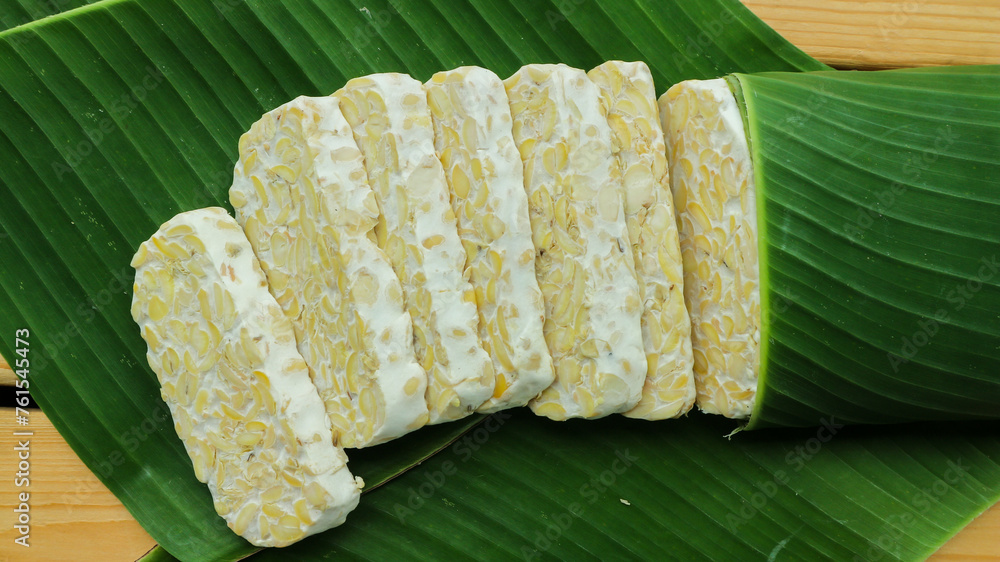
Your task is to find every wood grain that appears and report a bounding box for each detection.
[1,2,998,560]
[934,508,1000,561]
[0,408,156,561]
[743,0,1000,69]
[0,356,15,387]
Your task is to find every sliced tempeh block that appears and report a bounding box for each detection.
[229,96,428,448]
[129,207,363,547]
[588,61,696,420]
[659,78,761,418]
[425,66,555,412]
[505,63,647,420]
[335,74,494,424]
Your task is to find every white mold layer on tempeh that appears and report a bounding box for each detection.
[336,74,495,424]
[130,207,363,547]
[230,96,429,448]
[506,63,647,420]
[659,78,761,419]
[425,66,555,413]
[589,60,696,421]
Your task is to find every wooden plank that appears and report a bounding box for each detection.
[935,508,1000,561]
[0,356,15,387]
[0,3,998,560]
[742,0,1000,69]
[0,408,156,560]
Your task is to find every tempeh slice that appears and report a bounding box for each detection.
[129,207,363,547]
[425,66,555,412]
[659,78,761,418]
[229,96,428,448]
[588,61,696,420]
[506,63,647,420]
[335,74,494,424]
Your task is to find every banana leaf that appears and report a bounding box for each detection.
[0,1,996,560]
[0,0,96,32]
[732,67,1000,429]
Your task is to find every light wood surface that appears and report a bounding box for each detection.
[1,1,998,560]
[0,360,15,387]
[743,0,1000,69]
[0,408,157,561]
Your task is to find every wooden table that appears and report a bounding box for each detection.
[1,1,998,560]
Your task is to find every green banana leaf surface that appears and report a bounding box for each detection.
[733,66,1000,428]
[0,0,97,32]
[0,0,997,561]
